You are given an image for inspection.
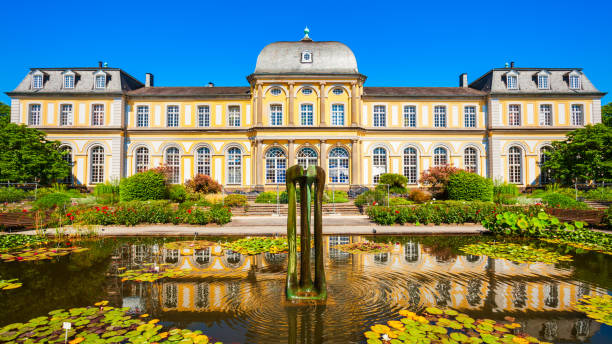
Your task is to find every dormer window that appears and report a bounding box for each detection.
[301,50,312,63]
[569,73,581,89]
[507,74,518,90]
[32,74,43,89]
[64,74,74,89]
[537,73,549,89]
[95,74,106,89]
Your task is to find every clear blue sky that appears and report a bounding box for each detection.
[1,0,610,105]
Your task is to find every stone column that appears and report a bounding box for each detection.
[256,82,263,126]
[255,139,264,188]
[320,140,328,176]
[288,140,295,167]
[319,82,326,126]
[351,82,359,126]
[351,139,360,186]
[288,82,295,126]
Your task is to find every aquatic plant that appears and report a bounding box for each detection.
[0,303,221,343]
[573,295,612,326]
[163,240,219,250]
[221,237,295,255]
[540,238,612,255]
[459,242,573,264]
[118,267,192,282]
[335,242,393,254]
[0,246,89,262]
[0,235,47,252]
[0,279,22,290]
[364,307,545,344]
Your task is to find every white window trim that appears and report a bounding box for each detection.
[165,104,181,127]
[91,103,106,126]
[301,50,313,63]
[568,71,582,90]
[134,103,150,128]
[537,102,554,126]
[26,102,43,126]
[462,104,479,128]
[294,85,320,97]
[401,103,419,128]
[506,71,519,90]
[507,146,524,185]
[263,85,288,97]
[93,71,107,90]
[371,146,389,184]
[195,103,212,127]
[268,103,284,126]
[31,72,44,89]
[63,71,75,89]
[225,146,243,185]
[507,103,522,126]
[58,102,75,126]
[431,145,450,167]
[298,102,316,126]
[226,104,242,127]
[432,104,448,128]
[537,71,550,90]
[569,102,586,126]
[133,146,151,174]
[371,103,388,128]
[330,102,347,126]
[401,145,419,184]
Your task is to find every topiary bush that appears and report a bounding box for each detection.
[120,171,167,202]
[168,184,187,203]
[375,173,409,194]
[224,194,247,207]
[408,189,432,203]
[0,187,28,203]
[33,192,71,209]
[184,174,222,194]
[447,171,493,202]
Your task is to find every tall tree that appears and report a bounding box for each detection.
[0,102,9,121]
[542,124,612,185]
[0,118,70,184]
[602,102,612,127]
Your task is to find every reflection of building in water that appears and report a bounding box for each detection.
[115,237,605,342]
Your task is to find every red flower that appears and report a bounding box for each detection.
[66,213,72,217]
[95,207,100,211]
[476,210,480,214]
[66,242,72,246]
[16,257,24,260]
[102,206,109,210]
[22,209,28,213]
[70,216,74,221]
[395,210,400,214]
[175,217,179,219]
[187,209,192,214]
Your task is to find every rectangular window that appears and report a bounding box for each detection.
[301,104,314,126]
[136,106,149,127]
[569,75,581,89]
[64,75,74,89]
[538,75,549,89]
[59,104,73,126]
[32,75,43,89]
[508,104,521,126]
[198,106,210,127]
[270,105,282,126]
[434,105,447,127]
[373,105,386,127]
[95,75,106,89]
[166,105,179,127]
[539,104,552,126]
[403,105,416,127]
[571,104,584,125]
[507,75,518,89]
[92,104,105,126]
[464,106,476,128]
[28,104,41,125]
[331,104,344,126]
[228,106,241,126]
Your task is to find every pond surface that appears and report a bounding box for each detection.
[0,235,610,344]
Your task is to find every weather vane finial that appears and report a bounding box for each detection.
[302,26,312,41]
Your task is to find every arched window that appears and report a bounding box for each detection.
[464,147,478,173]
[403,147,418,184]
[329,147,349,184]
[165,147,180,184]
[60,146,73,184]
[297,147,318,169]
[372,147,387,184]
[540,146,553,185]
[265,148,286,184]
[135,147,149,173]
[508,146,523,184]
[227,147,242,184]
[90,146,104,184]
[433,147,448,166]
[196,146,211,176]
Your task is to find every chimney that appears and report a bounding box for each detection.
[207,82,214,87]
[145,73,154,87]
[459,73,468,88]
[98,61,103,68]
[510,61,515,68]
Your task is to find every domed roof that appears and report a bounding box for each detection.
[254,40,359,75]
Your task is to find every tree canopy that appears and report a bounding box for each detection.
[0,115,71,184]
[602,102,612,127]
[542,123,612,185]
[0,102,9,121]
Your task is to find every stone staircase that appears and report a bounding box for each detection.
[584,200,611,209]
[232,202,361,216]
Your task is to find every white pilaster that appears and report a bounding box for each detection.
[184,105,192,126]
[111,98,123,126]
[421,105,429,126]
[362,105,368,126]
[10,99,20,123]
[451,106,458,127]
[391,105,398,126]
[246,104,252,125]
[47,103,55,124]
[592,99,601,124]
[109,136,124,180]
[527,103,534,124]
[78,103,86,124]
[154,105,161,126]
[489,99,500,127]
[183,159,192,182]
[215,105,222,125]
[245,157,251,186]
[558,104,566,124]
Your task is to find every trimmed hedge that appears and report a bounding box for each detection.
[120,171,167,202]
[447,171,493,202]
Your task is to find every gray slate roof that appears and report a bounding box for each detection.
[364,87,486,97]
[128,87,251,98]
[8,68,143,95]
[469,68,604,95]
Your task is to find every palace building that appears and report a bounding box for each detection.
[6,30,606,190]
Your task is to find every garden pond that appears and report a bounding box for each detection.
[0,235,610,344]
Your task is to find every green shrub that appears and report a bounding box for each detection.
[354,189,387,206]
[375,173,408,194]
[366,201,508,225]
[541,192,588,209]
[184,174,222,194]
[389,197,413,206]
[447,171,493,202]
[583,187,612,202]
[168,184,187,203]
[604,205,612,229]
[120,171,167,202]
[207,204,232,225]
[0,187,28,203]
[94,182,120,204]
[324,190,348,203]
[34,192,71,209]
[255,191,282,204]
[493,181,519,196]
[224,194,247,207]
[418,165,463,198]
[408,189,431,203]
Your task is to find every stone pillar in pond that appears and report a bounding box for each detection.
[285,164,327,301]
